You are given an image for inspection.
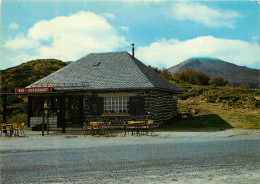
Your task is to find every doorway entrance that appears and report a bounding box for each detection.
[65,96,84,127]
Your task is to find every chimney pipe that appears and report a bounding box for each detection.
[131,43,135,58]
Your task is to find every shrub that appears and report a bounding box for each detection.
[210,77,230,87]
[174,69,210,85]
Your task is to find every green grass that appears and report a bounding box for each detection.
[219,111,260,129]
[171,99,260,130]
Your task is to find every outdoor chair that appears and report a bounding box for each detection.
[90,122,101,136]
[100,121,112,135]
[19,123,25,136]
[142,120,154,135]
[13,123,19,136]
[0,123,7,136]
[125,121,140,136]
[0,123,15,136]
[83,122,92,136]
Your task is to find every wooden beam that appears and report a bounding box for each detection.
[2,94,7,124]
[27,96,32,127]
[61,94,66,133]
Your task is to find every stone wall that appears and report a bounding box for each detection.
[83,89,178,127]
[28,89,178,129]
[150,90,178,125]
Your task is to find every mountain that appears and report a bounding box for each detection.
[1,59,72,93]
[168,58,260,88]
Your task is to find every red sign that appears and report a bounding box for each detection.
[15,87,52,94]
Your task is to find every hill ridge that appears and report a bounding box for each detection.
[168,58,260,89]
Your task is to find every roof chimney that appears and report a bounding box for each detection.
[131,43,135,58]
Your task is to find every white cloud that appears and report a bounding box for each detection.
[4,33,39,50]
[102,13,115,19]
[119,26,129,32]
[4,11,128,65]
[171,3,242,28]
[136,36,260,69]
[8,22,19,30]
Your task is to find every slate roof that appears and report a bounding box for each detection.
[27,51,182,93]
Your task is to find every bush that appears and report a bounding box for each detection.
[210,77,230,87]
[174,69,210,85]
[7,96,24,104]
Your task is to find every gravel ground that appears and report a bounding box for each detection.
[0,129,259,184]
[1,129,259,151]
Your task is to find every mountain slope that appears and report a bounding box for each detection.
[168,58,260,88]
[1,59,71,93]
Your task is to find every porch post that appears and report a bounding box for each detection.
[61,94,66,133]
[42,111,45,136]
[2,94,7,124]
[27,96,32,127]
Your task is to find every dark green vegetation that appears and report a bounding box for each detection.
[157,69,259,130]
[148,66,259,130]
[1,59,71,93]
[174,68,210,86]
[1,59,71,123]
[1,61,259,130]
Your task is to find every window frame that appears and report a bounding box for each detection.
[103,97,129,114]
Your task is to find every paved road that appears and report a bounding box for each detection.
[0,132,259,183]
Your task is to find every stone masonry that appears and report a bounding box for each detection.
[83,89,178,127]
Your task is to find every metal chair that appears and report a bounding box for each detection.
[142,120,154,135]
[19,123,25,136]
[0,123,6,136]
[100,121,112,135]
[83,122,92,136]
[13,123,19,136]
[125,121,138,136]
[147,120,154,135]
[90,122,101,136]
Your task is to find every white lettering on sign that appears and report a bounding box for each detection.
[15,87,52,94]
[18,89,25,93]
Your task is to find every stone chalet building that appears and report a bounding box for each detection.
[26,51,182,130]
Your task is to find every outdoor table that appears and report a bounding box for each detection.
[89,122,105,135]
[1,124,14,136]
[127,121,146,135]
[84,122,112,136]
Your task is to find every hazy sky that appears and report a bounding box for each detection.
[1,0,260,70]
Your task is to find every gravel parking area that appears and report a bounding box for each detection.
[1,129,259,151]
[0,129,259,183]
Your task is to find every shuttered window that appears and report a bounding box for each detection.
[129,96,145,115]
[89,97,104,115]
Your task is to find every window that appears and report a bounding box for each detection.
[104,97,129,113]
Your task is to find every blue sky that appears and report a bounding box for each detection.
[1,0,260,70]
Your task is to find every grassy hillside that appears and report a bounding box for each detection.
[1,59,71,93]
[162,81,260,130]
[149,67,259,130]
[0,59,71,123]
[1,62,259,130]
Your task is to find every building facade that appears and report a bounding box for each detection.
[26,51,182,129]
